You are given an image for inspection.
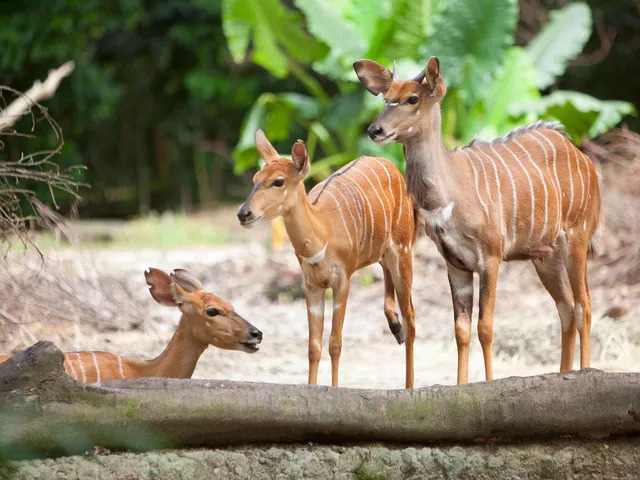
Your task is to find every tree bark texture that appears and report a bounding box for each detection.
[1,341,639,459]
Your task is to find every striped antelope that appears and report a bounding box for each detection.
[355,57,602,384]
[237,129,417,387]
[0,268,263,382]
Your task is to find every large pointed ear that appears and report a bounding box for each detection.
[291,139,309,177]
[254,128,279,162]
[145,268,178,307]
[353,59,393,96]
[423,56,446,101]
[170,269,203,293]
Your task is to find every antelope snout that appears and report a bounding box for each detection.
[237,205,254,224]
[249,326,263,342]
[367,123,384,140]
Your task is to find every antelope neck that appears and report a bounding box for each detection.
[403,104,455,211]
[136,315,208,378]
[282,182,328,260]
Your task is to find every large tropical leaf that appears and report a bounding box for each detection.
[367,0,436,64]
[232,93,325,173]
[479,47,540,138]
[222,0,327,78]
[526,3,592,90]
[510,90,636,142]
[424,0,518,100]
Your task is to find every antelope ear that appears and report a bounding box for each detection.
[423,56,446,101]
[254,128,279,162]
[145,268,177,307]
[291,139,309,177]
[353,59,393,96]
[170,269,204,293]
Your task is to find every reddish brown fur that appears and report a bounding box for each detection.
[0,269,261,382]
[239,130,417,387]
[356,57,602,384]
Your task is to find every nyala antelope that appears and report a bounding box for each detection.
[0,268,262,382]
[355,57,602,384]
[238,129,417,387]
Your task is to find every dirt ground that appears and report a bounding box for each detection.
[0,164,638,389]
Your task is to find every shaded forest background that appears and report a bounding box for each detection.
[1,0,638,219]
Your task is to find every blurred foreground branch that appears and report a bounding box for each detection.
[1,342,640,458]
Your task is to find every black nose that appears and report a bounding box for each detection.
[237,207,252,223]
[367,124,384,139]
[250,327,263,341]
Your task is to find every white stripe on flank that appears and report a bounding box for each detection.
[470,148,494,205]
[547,130,574,222]
[568,138,585,219]
[342,175,375,256]
[528,132,560,238]
[367,159,394,245]
[65,356,78,381]
[501,142,536,242]
[324,190,353,251]
[580,151,591,218]
[91,352,101,383]
[76,352,86,383]
[490,144,518,248]
[371,158,395,209]
[532,131,562,225]
[333,187,360,249]
[118,355,125,379]
[461,150,489,217]
[338,178,365,248]
[353,165,388,240]
[514,138,549,241]
[473,148,505,249]
[397,174,404,227]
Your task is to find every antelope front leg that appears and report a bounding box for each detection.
[329,280,350,387]
[448,265,473,385]
[305,285,325,385]
[478,258,500,381]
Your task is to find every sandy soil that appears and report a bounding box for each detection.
[1,167,638,389]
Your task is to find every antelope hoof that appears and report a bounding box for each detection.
[388,314,405,345]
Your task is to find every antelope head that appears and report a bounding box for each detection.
[354,57,447,144]
[144,268,262,353]
[237,129,309,228]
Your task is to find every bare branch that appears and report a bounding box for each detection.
[0,61,75,132]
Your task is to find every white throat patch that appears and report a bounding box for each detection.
[300,243,328,264]
[425,201,455,229]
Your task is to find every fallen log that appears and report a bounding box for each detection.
[1,341,639,459]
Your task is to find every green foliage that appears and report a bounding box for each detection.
[227,0,635,177]
[526,3,592,90]
[511,91,637,143]
[426,0,518,101]
[222,0,327,78]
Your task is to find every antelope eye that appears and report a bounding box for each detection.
[272,178,285,187]
[206,308,219,317]
[407,96,419,105]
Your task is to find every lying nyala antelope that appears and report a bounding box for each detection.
[238,129,418,388]
[0,268,262,382]
[355,57,602,384]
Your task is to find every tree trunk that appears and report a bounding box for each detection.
[1,341,639,459]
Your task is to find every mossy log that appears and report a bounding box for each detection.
[1,341,640,458]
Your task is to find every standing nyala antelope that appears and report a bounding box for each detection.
[355,57,602,384]
[0,268,263,382]
[237,129,417,388]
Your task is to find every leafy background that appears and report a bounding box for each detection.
[0,0,637,217]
